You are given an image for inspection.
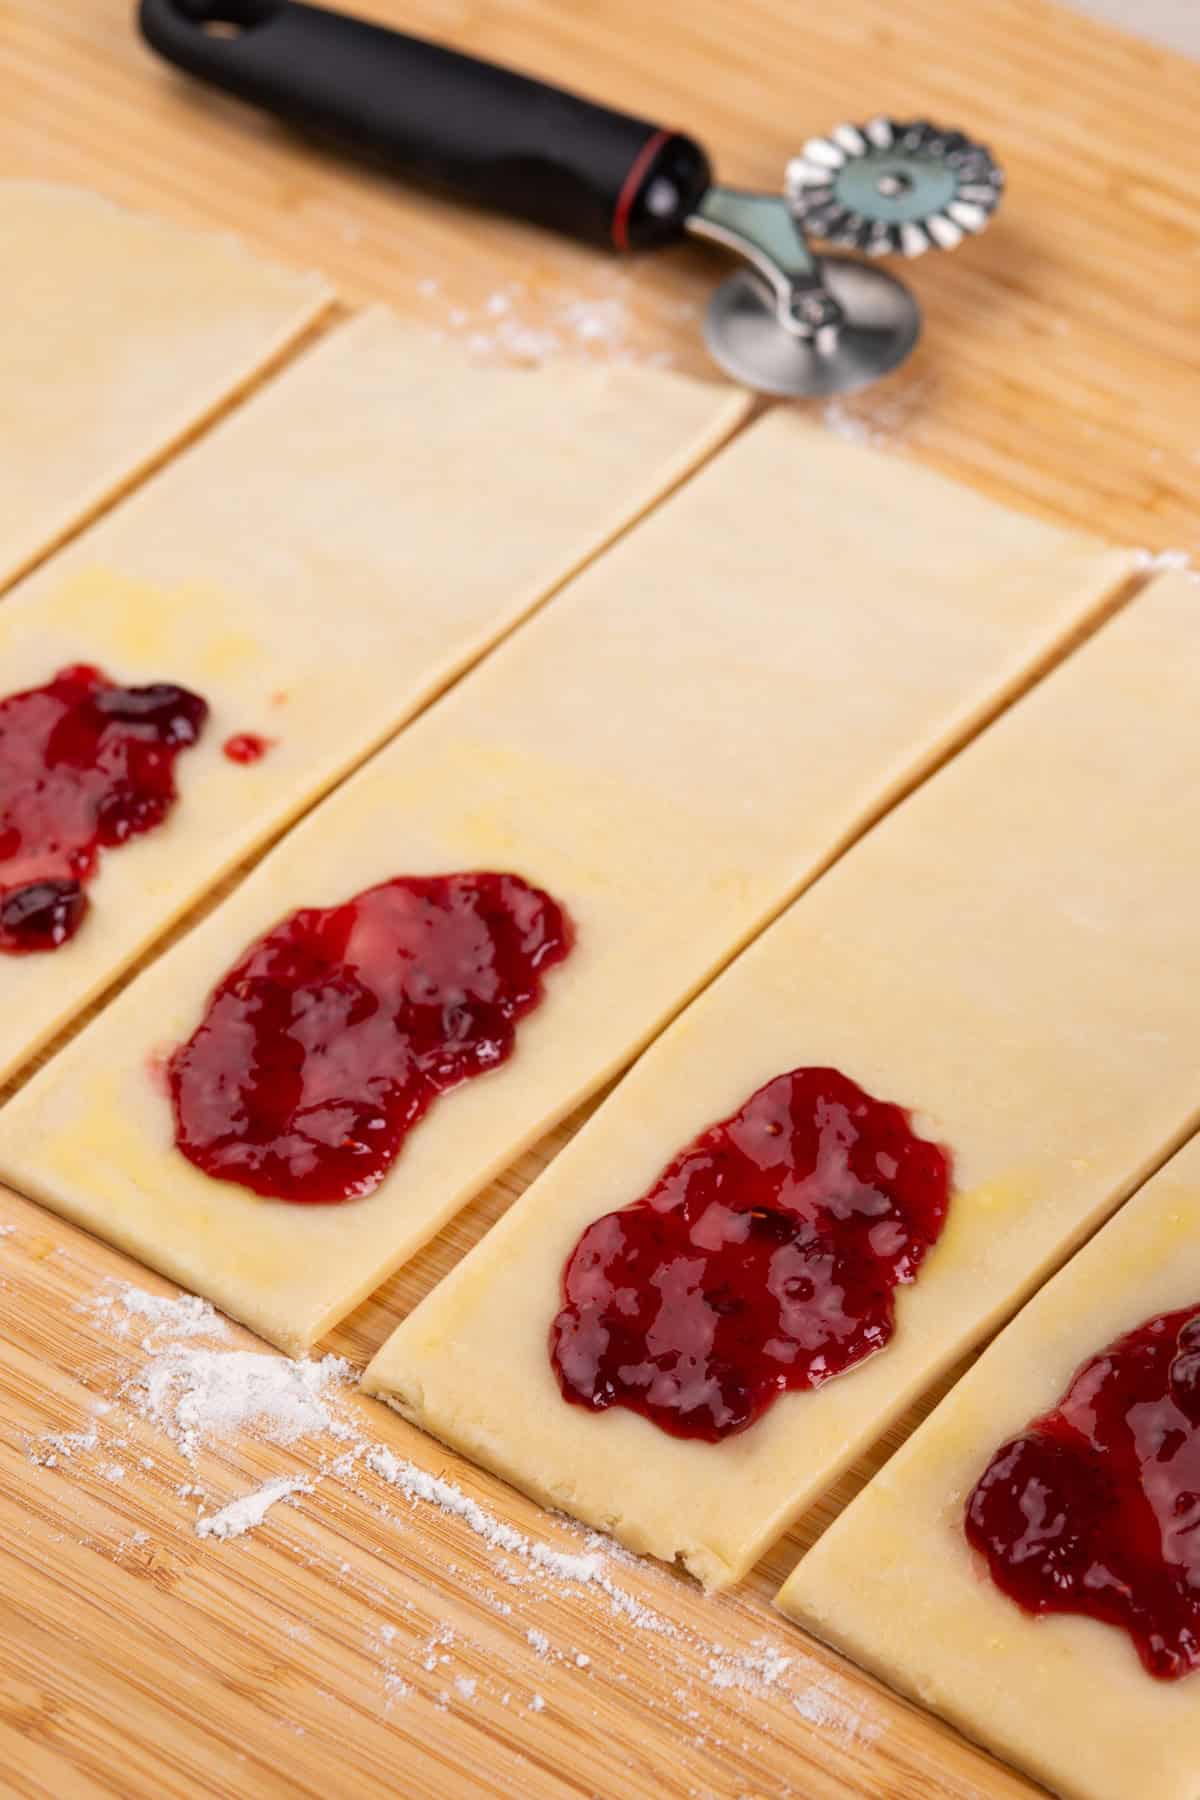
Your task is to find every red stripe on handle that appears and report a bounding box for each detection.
[611,127,672,251]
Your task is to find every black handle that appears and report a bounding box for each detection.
[138,0,711,249]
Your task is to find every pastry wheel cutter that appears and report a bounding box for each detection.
[139,0,1004,396]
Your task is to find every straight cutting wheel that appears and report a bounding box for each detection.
[703,260,921,399]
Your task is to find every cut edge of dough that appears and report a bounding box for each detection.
[361,1361,748,1590]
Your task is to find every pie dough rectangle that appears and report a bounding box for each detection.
[0,305,748,1083]
[0,419,1135,1355]
[364,571,1200,1590]
[0,181,333,591]
[776,1132,1200,1800]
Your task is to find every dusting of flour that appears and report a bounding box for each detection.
[125,1347,354,1461]
[84,1281,229,1348]
[28,1276,885,1756]
[361,1444,677,1637]
[196,1474,313,1541]
[1133,547,1194,576]
[409,271,690,372]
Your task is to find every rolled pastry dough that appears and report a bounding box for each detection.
[0,417,1135,1353]
[777,1130,1200,1800]
[365,571,1200,1589]
[0,305,747,1082]
[0,181,332,591]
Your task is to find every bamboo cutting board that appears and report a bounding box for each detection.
[1,2,1199,1797]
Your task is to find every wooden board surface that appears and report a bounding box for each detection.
[2,1,1199,1797]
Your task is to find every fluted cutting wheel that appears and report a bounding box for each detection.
[786,118,1004,258]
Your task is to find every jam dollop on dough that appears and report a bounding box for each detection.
[0,662,208,954]
[222,732,272,765]
[550,1067,952,1441]
[966,1305,1200,1680]
[169,872,572,1204]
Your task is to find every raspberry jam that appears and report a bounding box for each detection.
[965,1305,1200,1680]
[168,872,572,1203]
[0,663,208,954]
[223,732,272,764]
[550,1067,952,1440]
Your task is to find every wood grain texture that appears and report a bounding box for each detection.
[2,0,1198,1795]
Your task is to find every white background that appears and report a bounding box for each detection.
[1070,0,1199,56]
